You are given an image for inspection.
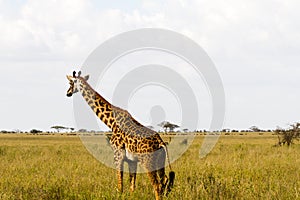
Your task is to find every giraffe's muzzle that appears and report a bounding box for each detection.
[66,93,72,97]
[66,88,73,97]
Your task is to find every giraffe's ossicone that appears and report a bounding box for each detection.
[66,71,175,200]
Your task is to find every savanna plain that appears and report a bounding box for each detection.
[0,133,299,200]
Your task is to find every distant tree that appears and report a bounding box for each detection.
[222,128,230,133]
[157,121,168,132]
[13,129,21,133]
[275,123,300,146]
[182,128,189,133]
[158,121,180,133]
[78,129,87,133]
[157,121,168,131]
[167,123,179,132]
[249,126,261,132]
[30,129,42,134]
[51,125,68,133]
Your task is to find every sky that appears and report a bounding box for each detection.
[0,0,299,132]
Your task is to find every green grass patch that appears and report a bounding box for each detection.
[0,133,299,199]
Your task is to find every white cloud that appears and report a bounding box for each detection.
[0,0,300,130]
[0,0,98,61]
[1,0,299,61]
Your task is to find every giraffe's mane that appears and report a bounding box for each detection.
[79,77,111,105]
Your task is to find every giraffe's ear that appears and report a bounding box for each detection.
[83,75,89,81]
[66,75,73,81]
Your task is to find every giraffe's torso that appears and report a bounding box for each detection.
[79,80,165,156]
[110,106,165,155]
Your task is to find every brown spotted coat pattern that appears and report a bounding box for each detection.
[66,72,174,200]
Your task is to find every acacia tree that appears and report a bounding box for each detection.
[275,122,300,146]
[249,126,261,132]
[30,129,42,134]
[182,128,189,133]
[158,121,180,133]
[51,125,68,133]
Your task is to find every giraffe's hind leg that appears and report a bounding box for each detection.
[146,170,161,200]
[128,160,137,192]
[141,155,162,200]
[158,167,168,195]
[157,148,168,195]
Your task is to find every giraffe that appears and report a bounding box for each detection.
[66,71,175,200]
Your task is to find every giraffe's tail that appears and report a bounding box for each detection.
[167,171,175,195]
[162,144,175,195]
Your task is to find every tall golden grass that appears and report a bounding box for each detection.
[0,133,299,199]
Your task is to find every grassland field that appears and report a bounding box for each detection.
[0,132,299,200]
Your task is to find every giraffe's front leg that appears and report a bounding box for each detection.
[117,164,124,193]
[128,160,138,192]
[114,149,125,193]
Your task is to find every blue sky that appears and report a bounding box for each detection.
[0,0,299,131]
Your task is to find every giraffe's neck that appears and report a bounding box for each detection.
[79,79,116,130]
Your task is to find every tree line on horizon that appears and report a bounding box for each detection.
[1,121,300,146]
[0,122,296,134]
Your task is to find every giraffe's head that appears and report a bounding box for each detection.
[66,71,89,97]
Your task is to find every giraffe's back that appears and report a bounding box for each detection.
[112,106,166,154]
